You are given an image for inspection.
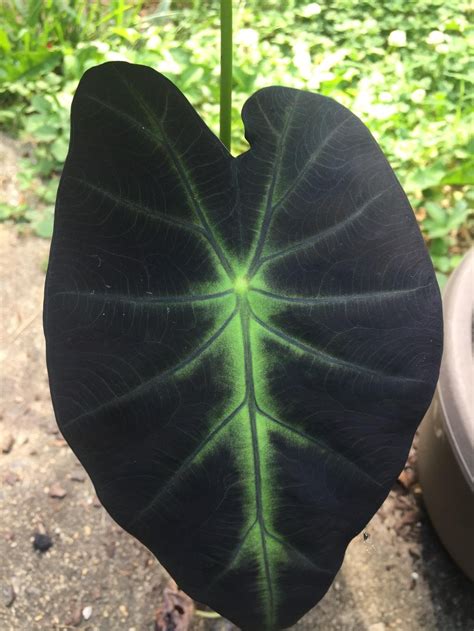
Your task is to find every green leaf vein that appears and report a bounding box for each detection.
[127,399,247,528]
[256,405,382,488]
[63,306,238,428]
[250,306,422,384]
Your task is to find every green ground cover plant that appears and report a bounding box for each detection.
[0,0,472,283]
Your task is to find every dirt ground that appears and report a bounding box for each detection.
[1,137,473,631]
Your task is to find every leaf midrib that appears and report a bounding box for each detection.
[239,296,275,628]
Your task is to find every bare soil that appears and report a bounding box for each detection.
[0,137,473,631]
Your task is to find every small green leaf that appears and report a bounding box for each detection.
[435,271,448,288]
[441,158,474,185]
[32,212,54,238]
[0,202,21,220]
[425,201,446,223]
[405,162,446,192]
[0,29,11,52]
[51,137,69,162]
[30,94,52,114]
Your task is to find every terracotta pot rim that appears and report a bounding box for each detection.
[437,248,473,490]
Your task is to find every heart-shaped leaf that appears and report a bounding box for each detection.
[44,62,442,630]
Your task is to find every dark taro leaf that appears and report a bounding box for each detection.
[44,62,442,630]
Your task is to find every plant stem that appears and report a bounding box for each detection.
[220,0,232,152]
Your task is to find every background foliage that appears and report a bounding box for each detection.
[0,0,472,284]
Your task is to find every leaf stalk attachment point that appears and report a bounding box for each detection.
[234,275,249,294]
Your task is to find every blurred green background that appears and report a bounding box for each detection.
[0,0,472,285]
